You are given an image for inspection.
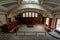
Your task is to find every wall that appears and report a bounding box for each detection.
[8,13,16,23]
[0,15,7,26]
[0,10,7,26]
[51,12,60,29]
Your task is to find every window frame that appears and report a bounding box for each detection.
[21,0,39,4]
[55,18,60,31]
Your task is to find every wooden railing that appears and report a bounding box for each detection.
[7,21,18,31]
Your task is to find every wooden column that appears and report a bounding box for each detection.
[40,17,42,24]
[41,17,46,24]
[48,18,52,28]
[41,17,44,24]
[8,18,11,23]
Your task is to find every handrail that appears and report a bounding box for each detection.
[16,31,46,36]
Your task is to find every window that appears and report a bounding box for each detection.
[35,13,38,17]
[29,12,31,17]
[56,19,60,31]
[23,13,25,17]
[22,12,38,17]
[32,12,34,17]
[45,18,49,25]
[26,12,28,17]
[22,0,39,4]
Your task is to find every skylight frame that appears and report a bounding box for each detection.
[21,0,40,4]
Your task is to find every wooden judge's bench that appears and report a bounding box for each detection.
[16,17,41,24]
[27,24,33,27]
[26,19,34,27]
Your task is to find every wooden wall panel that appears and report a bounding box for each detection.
[48,18,52,28]
[17,17,41,25]
[41,17,46,24]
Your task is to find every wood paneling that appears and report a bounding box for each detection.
[41,17,46,24]
[7,21,18,31]
[8,18,11,23]
[16,17,41,25]
[48,18,52,28]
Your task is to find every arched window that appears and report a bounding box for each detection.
[23,13,25,17]
[26,12,28,17]
[22,12,38,17]
[32,12,34,17]
[35,13,38,17]
[29,12,31,17]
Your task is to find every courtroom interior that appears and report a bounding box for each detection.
[0,0,60,40]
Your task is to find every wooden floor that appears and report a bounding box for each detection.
[18,24,45,32]
[0,24,60,40]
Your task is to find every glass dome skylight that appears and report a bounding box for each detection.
[22,0,39,4]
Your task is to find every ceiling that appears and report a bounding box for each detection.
[0,0,60,12]
[0,0,60,18]
[46,0,60,4]
[0,0,60,9]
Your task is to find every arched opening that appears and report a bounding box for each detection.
[16,11,42,25]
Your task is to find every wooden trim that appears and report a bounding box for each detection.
[42,17,46,24]
[31,12,32,18]
[28,12,29,17]
[55,18,57,28]
[34,12,35,18]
